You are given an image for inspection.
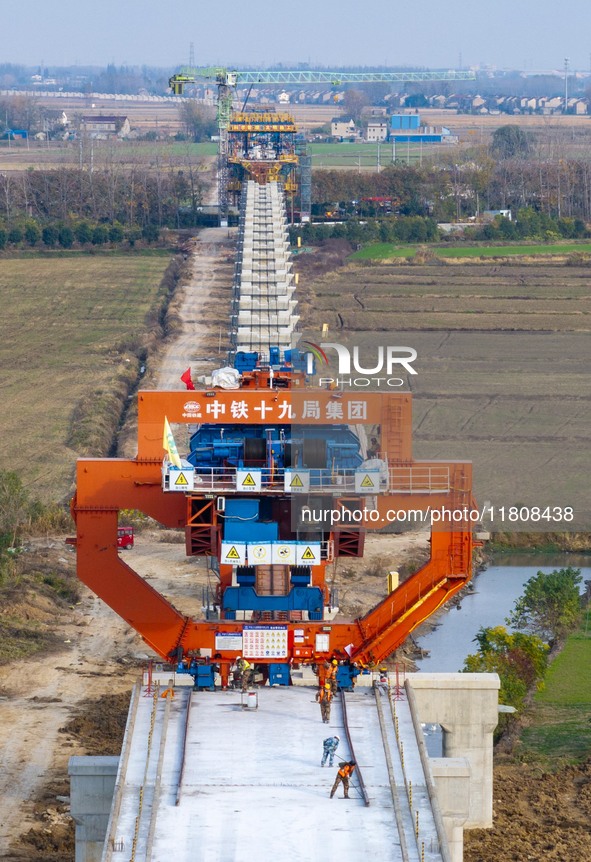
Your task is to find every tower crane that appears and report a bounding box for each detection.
[169,66,476,223]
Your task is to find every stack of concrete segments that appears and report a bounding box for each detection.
[232,180,299,357]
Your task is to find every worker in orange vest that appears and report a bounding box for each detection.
[160,679,175,699]
[316,660,331,687]
[330,760,356,799]
[316,682,333,723]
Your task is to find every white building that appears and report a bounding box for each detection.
[366,121,389,142]
[331,118,357,139]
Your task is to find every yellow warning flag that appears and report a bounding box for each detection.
[163,416,182,469]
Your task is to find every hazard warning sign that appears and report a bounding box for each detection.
[355,470,379,493]
[248,544,269,562]
[271,543,296,565]
[296,543,321,565]
[166,467,195,492]
[236,469,261,492]
[221,542,246,566]
[284,470,310,493]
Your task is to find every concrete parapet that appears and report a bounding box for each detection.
[238,297,295,311]
[236,323,296,338]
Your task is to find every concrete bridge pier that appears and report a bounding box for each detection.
[407,673,500,833]
[69,756,119,862]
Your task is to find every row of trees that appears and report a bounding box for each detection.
[465,210,587,242]
[312,151,591,222]
[290,215,439,246]
[0,219,160,250]
[289,209,588,248]
[0,158,207,228]
[0,63,170,95]
[464,567,583,711]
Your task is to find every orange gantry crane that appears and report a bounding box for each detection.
[72,373,476,687]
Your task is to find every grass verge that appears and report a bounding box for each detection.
[350,241,591,260]
[517,624,591,765]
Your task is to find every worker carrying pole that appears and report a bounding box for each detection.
[330,761,356,799]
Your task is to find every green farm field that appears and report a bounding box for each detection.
[308,141,438,169]
[350,242,591,260]
[0,252,173,499]
[297,257,591,529]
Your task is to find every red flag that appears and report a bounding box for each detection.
[180,367,195,390]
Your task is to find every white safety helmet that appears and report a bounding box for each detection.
[335,735,340,741]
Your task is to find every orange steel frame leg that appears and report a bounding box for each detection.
[72,390,476,665]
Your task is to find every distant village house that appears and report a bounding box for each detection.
[366,121,389,142]
[331,118,357,139]
[79,115,131,139]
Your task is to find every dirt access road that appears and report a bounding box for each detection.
[155,227,236,391]
[0,535,215,860]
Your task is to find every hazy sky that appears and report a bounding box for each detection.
[2,0,590,72]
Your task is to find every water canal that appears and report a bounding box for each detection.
[415,555,591,673]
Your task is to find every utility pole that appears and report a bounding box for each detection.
[564,58,569,114]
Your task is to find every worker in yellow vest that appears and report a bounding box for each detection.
[316,682,333,723]
[326,658,339,694]
[236,656,253,691]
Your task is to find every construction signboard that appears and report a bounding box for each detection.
[271,543,297,565]
[243,624,288,659]
[247,543,272,564]
[214,632,243,651]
